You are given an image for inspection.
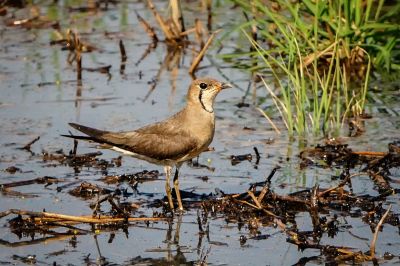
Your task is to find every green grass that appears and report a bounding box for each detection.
[221,0,398,136]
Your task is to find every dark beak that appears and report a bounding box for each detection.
[221,82,232,90]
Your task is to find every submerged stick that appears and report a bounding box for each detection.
[0,209,169,224]
[119,39,127,75]
[0,176,59,189]
[119,39,127,61]
[20,136,40,151]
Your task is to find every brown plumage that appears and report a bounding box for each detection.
[63,77,231,211]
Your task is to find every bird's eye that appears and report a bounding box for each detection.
[199,83,208,90]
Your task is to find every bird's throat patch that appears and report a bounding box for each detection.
[199,91,213,113]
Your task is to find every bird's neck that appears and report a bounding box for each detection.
[181,101,215,133]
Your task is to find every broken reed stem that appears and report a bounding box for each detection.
[257,185,268,203]
[147,0,175,41]
[0,209,169,224]
[21,136,40,151]
[318,172,368,197]
[119,39,127,75]
[135,11,159,43]
[119,39,127,61]
[170,0,185,33]
[352,151,387,157]
[179,27,196,37]
[247,190,262,209]
[77,53,82,81]
[189,29,221,74]
[370,205,392,258]
[234,199,260,210]
[195,19,205,49]
[206,0,212,31]
[72,138,78,156]
[73,32,82,81]
[256,107,281,134]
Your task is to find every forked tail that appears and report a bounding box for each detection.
[61,123,108,143]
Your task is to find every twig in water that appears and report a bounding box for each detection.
[253,147,260,164]
[72,139,78,156]
[119,39,127,75]
[119,39,127,61]
[20,136,40,151]
[0,176,59,189]
[0,209,169,224]
[370,205,392,258]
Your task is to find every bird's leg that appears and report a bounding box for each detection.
[164,166,174,210]
[173,166,183,211]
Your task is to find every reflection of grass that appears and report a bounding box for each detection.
[222,0,399,136]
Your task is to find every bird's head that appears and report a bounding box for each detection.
[187,77,232,113]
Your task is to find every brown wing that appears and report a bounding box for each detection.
[107,131,198,161]
[68,122,199,161]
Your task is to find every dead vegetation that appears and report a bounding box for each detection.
[1,139,399,264]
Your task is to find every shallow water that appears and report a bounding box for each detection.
[1,1,399,265]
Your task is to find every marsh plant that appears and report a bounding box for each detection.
[223,0,400,136]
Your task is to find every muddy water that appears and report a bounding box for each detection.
[1,1,399,265]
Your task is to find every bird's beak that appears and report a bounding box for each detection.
[220,82,232,90]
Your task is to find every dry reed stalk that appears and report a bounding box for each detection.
[170,0,185,33]
[370,205,392,258]
[351,151,387,157]
[72,31,82,81]
[147,0,176,42]
[247,190,262,209]
[189,29,221,74]
[179,27,196,37]
[195,19,205,49]
[257,185,269,203]
[256,107,281,134]
[205,0,212,31]
[302,41,337,67]
[135,11,159,42]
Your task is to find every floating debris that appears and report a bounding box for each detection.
[69,182,112,199]
[230,153,252,165]
[101,170,159,185]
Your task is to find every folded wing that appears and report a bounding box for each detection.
[64,122,198,161]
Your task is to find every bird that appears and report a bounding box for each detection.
[62,78,231,211]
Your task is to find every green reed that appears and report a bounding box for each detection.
[222,0,396,135]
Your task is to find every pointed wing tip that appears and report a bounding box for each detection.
[68,122,81,129]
